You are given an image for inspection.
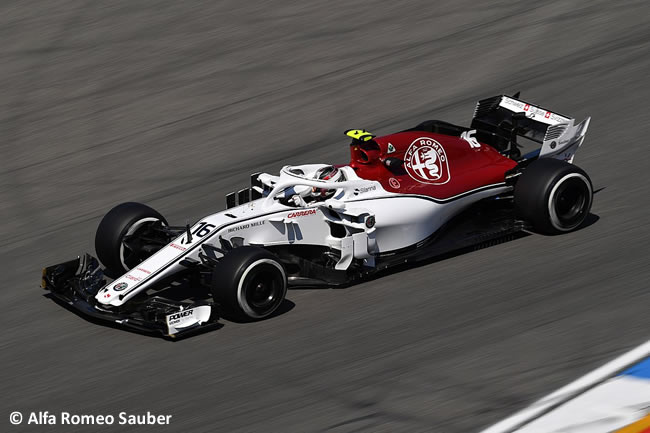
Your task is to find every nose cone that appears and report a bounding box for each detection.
[96,281,130,306]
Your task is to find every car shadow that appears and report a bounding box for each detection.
[218,299,296,324]
[529,212,599,237]
[580,212,600,229]
[291,212,600,290]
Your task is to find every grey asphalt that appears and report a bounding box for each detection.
[1,1,649,432]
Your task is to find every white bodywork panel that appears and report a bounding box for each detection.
[97,164,509,307]
[539,117,591,163]
[165,305,212,336]
[499,96,572,126]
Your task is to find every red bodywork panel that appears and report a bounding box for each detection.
[349,131,517,200]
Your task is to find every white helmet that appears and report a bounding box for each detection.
[312,166,344,198]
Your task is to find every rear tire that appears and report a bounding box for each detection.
[514,158,593,234]
[211,247,287,321]
[95,202,167,275]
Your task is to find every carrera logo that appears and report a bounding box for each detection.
[168,310,193,321]
[404,138,450,185]
[288,209,317,218]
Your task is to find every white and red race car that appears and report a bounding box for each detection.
[42,94,593,337]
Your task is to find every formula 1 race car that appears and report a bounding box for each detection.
[42,94,593,337]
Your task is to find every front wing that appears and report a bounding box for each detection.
[41,254,218,338]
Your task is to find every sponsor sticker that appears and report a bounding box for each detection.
[389,177,400,189]
[167,310,193,323]
[113,282,128,291]
[287,209,317,218]
[227,220,265,233]
[499,97,570,125]
[387,143,396,154]
[355,185,377,195]
[165,305,212,335]
[501,98,525,111]
[404,137,450,185]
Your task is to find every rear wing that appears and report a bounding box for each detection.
[471,95,590,163]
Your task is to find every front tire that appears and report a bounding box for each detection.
[95,202,167,275]
[514,158,593,234]
[211,247,287,321]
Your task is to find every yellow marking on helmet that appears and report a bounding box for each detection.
[345,129,375,142]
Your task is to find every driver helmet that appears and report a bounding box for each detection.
[312,165,344,198]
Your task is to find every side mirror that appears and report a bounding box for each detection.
[383,157,403,169]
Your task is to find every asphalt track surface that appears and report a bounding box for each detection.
[1,1,649,432]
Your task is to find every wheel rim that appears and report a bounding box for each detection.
[238,260,286,318]
[119,217,163,270]
[549,174,592,230]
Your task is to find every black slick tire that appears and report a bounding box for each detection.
[514,158,593,234]
[211,247,287,321]
[95,202,167,275]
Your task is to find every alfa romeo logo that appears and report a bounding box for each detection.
[404,137,450,185]
[113,282,128,291]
